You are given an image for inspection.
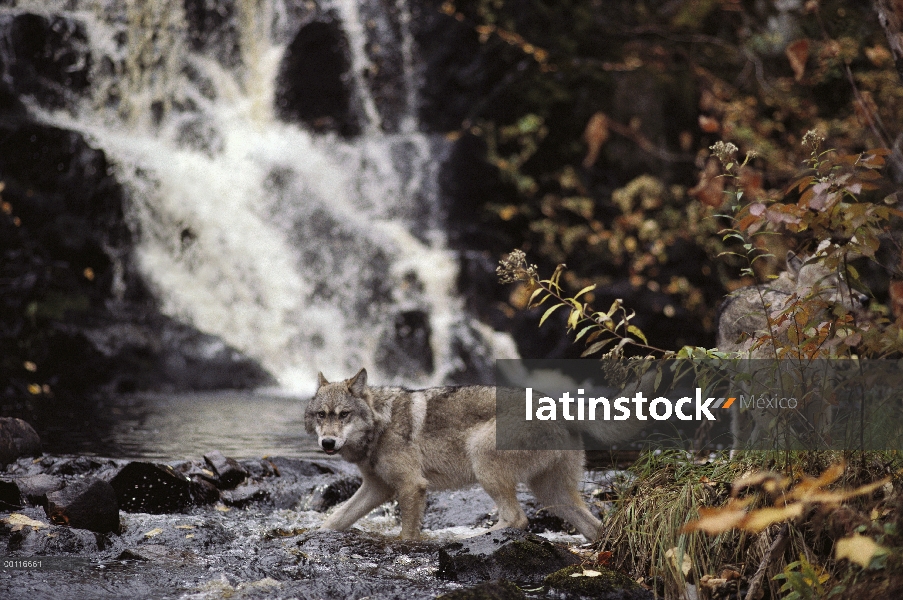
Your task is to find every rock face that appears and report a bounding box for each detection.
[437,528,582,585]
[0,418,41,467]
[0,115,275,401]
[276,18,360,137]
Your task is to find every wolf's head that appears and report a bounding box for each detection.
[305,368,377,460]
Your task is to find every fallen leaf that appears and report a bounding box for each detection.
[144,528,163,537]
[665,546,692,577]
[5,513,48,531]
[836,534,889,568]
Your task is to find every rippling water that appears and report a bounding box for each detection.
[33,391,324,461]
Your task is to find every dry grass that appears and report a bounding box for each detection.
[595,450,903,599]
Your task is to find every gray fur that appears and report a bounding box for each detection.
[717,251,867,450]
[305,369,608,541]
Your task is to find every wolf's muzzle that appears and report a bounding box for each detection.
[320,438,338,455]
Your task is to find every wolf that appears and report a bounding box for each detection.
[717,250,868,450]
[305,369,622,541]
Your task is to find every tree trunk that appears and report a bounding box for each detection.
[876,0,903,82]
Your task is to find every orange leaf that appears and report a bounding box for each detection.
[583,112,610,168]
[786,39,810,81]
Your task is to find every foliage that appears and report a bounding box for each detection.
[773,554,842,600]
[597,450,902,599]
[497,249,660,357]
[458,0,903,350]
[713,133,903,358]
[681,462,889,535]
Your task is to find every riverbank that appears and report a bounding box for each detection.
[0,452,646,600]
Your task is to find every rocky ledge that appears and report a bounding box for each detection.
[0,452,651,600]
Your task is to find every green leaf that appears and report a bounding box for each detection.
[574,324,597,342]
[567,308,581,330]
[539,303,565,327]
[528,287,545,305]
[627,325,648,345]
[574,284,596,299]
[582,338,614,357]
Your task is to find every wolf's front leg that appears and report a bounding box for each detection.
[322,477,393,531]
[396,479,428,540]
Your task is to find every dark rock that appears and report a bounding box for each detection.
[110,462,219,514]
[45,456,110,476]
[0,417,41,466]
[203,450,247,489]
[44,479,120,534]
[0,119,274,403]
[0,13,92,109]
[0,479,22,509]
[221,483,269,507]
[266,457,337,479]
[375,310,435,380]
[275,18,361,137]
[437,528,581,585]
[437,580,526,600]
[7,522,98,555]
[16,474,63,505]
[309,476,362,512]
[544,564,653,600]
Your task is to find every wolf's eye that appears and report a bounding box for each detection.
[338,411,350,419]
[316,411,326,419]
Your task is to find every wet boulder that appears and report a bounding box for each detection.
[44,479,120,534]
[203,450,247,489]
[221,483,269,507]
[110,462,219,514]
[437,580,526,600]
[0,417,42,466]
[0,480,22,510]
[308,476,362,511]
[436,527,581,585]
[7,520,99,555]
[16,473,65,504]
[544,564,653,600]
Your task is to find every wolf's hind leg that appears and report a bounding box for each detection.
[528,458,601,541]
[322,477,393,531]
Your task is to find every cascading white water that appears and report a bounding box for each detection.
[12,0,517,392]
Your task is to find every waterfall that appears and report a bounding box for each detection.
[5,0,516,392]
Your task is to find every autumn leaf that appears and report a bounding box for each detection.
[835,534,889,568]
[583,112,610,168]
[786,39,810,81]
[681,498,750,533]
[4,513,48,531]
[740,504,804,532]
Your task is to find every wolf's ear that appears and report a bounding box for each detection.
[786,251,803,278]
[347,368,368,396]
[317,372,329,389]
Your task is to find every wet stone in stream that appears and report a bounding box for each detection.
[0,453,643,600]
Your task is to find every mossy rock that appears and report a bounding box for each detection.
[544,564,653,600]
[437,580,526,600]
[437,527,580,585]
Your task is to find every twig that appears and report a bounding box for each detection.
[745,522,790,600]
